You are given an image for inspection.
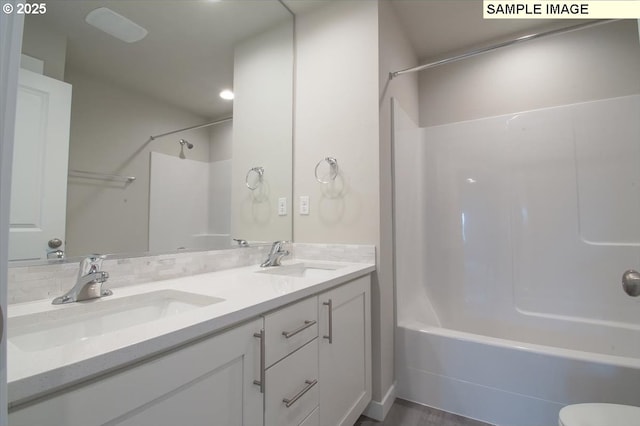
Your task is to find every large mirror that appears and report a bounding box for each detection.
[10,0,293,263]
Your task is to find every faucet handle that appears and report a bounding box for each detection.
[233,238,249,247]
[80,254,107,275]
[268,241,286,256]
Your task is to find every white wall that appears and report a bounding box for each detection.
[209,119,233,163]
[232,21,293,242]
[21,16,66,81]
[64,67,211,256]
[419,20,640,126]
[293,0,387,408]
[294,1,379,246]
[376,0,419,414]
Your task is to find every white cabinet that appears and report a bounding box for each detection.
[263,296,319,426]
[261,275,371,426]
[9,273,372,426]
[9,319,264,426]
[318,275,371,426]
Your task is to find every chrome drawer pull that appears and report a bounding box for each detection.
[253,329,265,393]
[282,320,317,339]
[283,379,318,408]
[323,299,333,344]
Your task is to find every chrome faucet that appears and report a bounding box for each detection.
[52,254,112,305]
[260,241,290,267]
[233,238,250,247]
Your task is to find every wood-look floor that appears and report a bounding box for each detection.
[354,399,495,426]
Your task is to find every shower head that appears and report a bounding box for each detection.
[179,139,194,149]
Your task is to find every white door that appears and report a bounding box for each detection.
[2,7,25,426]
[9,68,71,261]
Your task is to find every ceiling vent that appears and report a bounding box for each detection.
[85,7,148,43]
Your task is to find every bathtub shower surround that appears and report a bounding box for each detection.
[149,152,232,253]
[392,95,640,426]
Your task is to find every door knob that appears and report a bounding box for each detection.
[622,269,640,297]
[48,238,63,249]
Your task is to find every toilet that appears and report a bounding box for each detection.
[559,403,640,426]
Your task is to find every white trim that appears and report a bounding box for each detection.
[362,381,397,421]
[0,5,24,426]
[20,54,43,74]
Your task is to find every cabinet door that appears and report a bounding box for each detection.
[9,319,264,426]
[318,275,371,426]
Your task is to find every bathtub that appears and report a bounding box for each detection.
[392,94,640,426]
[395,321,640,426]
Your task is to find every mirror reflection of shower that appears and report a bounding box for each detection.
[179,138,194,159]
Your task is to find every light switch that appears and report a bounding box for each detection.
[278,197,287,216]
[299,196,310,215]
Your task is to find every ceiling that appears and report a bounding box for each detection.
[283,0,589,70]
[30,1,292,119]
[389,0,588,61]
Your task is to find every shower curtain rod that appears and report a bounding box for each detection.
[149,116,232,140]
[390,19,619,79]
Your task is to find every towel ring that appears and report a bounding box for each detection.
[246,166,264,190]
[315,157,339,184]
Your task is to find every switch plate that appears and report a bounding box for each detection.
[299,196,310,215]
[278,197,287,216]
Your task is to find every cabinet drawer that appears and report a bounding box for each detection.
[265,339,319,426]
[299,407,319,426]
[264,296,317,367]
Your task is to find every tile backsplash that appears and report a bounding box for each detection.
[8,246,269,304]
[8,243,375,304]
[291,243,375,264]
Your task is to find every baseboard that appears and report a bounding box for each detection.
[362,382,397,421]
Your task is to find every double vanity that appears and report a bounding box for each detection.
[7,246,375,426]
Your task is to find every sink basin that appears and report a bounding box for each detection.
[8,290,224,352]
[256,262,342,278]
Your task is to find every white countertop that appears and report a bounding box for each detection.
[7,259,375,407]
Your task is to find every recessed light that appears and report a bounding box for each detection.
[85,7,148,43]
[219,90,234,100]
